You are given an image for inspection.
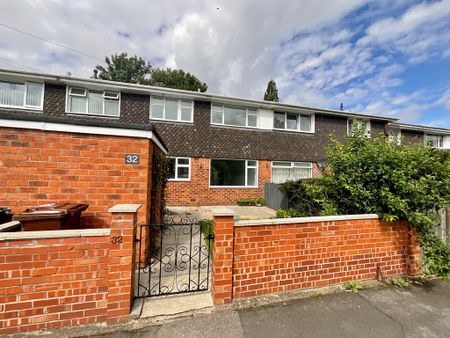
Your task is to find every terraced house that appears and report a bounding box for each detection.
[1,68,449,211]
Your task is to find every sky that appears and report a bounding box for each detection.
[0,0,450,128]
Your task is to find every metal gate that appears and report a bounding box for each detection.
[135,217,214,298]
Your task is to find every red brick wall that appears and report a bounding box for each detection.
[212,215,420,304]
[166,158,271,206]
[0,127,153,226]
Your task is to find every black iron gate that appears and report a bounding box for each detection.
[135,217,214,298]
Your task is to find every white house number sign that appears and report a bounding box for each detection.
[125,154,140,165]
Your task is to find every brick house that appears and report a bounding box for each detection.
[0,68,449,210]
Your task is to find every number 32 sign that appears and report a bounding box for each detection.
[125,154,140,165]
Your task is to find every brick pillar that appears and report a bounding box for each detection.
[212,209,235,305]
[407,226,421,276]
[107,204,141,324]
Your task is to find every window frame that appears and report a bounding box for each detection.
[271,161,313,183]
[347,118,371,137]
[0,80,45,111]
[424,134,444,148]
[168,157,191,181]
[149,96,194,123]
[210,103,259,129]
[272,112,315,133]
[209,158,259,188]
[65,86,121,117]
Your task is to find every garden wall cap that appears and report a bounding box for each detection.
[213,208,235,217]
[0,228,111,241]
[108,204,142,213]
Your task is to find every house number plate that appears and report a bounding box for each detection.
[125,154,140,165]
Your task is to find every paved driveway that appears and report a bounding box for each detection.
[83,278,450,338]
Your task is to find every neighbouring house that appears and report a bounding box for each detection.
[1,68,450,211]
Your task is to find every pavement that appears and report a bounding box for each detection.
[166,205,276,221]
[16,278,449,338]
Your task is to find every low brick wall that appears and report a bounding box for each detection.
[212,213,420,304]
[0,204,139,335]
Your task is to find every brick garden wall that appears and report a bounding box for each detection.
[212,214,420,304]
[0,127,153,226]
[166,158,271,206]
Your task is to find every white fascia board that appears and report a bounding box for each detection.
[0,119,168,154]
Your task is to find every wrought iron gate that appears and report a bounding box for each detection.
[135,217,214,298]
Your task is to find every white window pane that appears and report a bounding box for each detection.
[247,168,257,186]
[212,109,223,123]
[25,83,43,107]
[210,160,246,186]
[291,167,312,179]
[247,160,257,167]
[177,158,189,165]
[151,105,164,119]
[248,112,257,127]
[273,161,290,167]
[300,115,311,132]
[69,96,87,113]
[181,100,192,108]
[69,87,87,96]
[274,112,285,129]
[286,114,298,130]
[180,107,192,121]
[165,99,178,120]
[152,96,164,106]
[177,167,189,179]
[224,107,246,126]
[0,82,25,106]
[88,91,103,115]
[105,100,119,116]
[103,91,119,99]
[272,167,311,184]
[293,162,312,168]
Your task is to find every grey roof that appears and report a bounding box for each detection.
[389,122,450,135]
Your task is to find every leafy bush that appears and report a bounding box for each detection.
[276,208,308,218]
[391,276,410,288]
[236,197,265,206]
[343,281,367,293]
[199,219,213,253]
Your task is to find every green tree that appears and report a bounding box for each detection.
[149,68,207,92]
[94,53,151,84]
[264,79,279,102]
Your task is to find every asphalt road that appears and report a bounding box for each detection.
[85,279,450,338]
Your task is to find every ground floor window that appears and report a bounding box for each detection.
[169,157,190,181]
[271,161,312,183]
[210,159,258,187]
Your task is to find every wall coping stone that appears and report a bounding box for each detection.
[0,228,111,241]
[234,214,379,227]
[0,221,21,232]
[213,208,236,217]
[108,204,142,213]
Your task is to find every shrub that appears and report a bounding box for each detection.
[236,197,265,206]
[343,281,367,293]
[276,208,308,218]
[391,276,410,288]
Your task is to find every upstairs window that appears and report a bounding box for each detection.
[424,134,444,148]
[169,157,191,181]
[271,161,312,183]
[0,81,44,109]
[150,96,193,122]
[67,87,120,116]
[211,104,257,128]
[348,118,371,137]
[273,112,313,132]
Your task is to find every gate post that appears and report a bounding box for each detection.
[107,204,141,324]
[212,209,235,305]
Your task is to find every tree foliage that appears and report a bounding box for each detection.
[94,53,208,92]
[280,130,450,277]
[264,79,279,102]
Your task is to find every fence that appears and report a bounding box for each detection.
[264,183,288,210]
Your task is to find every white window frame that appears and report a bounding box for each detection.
[168,157,191,181]
[271,161,313,183]
[424,134,444,148]
[210,103,258,129]
[65,86,121,117]
[347,118,371,137]
[209,159,259,188]
[150,96,194,123]
[388,128,402,145]
[0,80,45,111]
[272,112,315,133]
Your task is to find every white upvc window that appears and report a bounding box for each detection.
[0,80,44,110]
[348,118,371,137]
[424,134,444,148]
[273,112,314,133]
[66,86,120,117]
[150,96,193,122]
[211,103,258,128]
[210,159,258,187]
[388,128,402,145]
[271,161,312,184]
[169,157,191,181]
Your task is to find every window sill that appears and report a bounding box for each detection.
[0,105,43,112]
[150,118,193,124]
[210,123,259,130]
[65,112,120,119]
[272,128,314,134]
[168,179,191,182]
[209,185,259,189]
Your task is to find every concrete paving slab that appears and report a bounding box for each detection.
[167,205,276,221]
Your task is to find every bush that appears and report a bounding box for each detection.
[276,208,308,218]
[236,197,265,206]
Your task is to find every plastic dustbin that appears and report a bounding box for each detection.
[13,203,89,231]
[0,207,12,224]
